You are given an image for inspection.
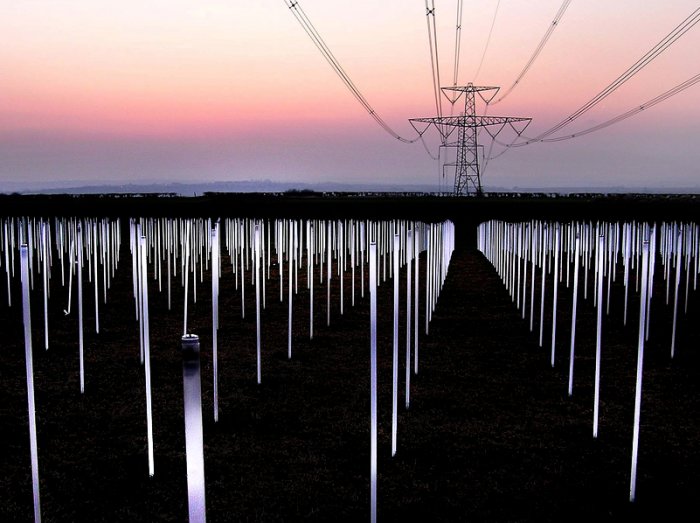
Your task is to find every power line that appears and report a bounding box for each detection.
[425,1,443,116]
[509,6,700,146]
[481,129,500,174]
[492,0,573,105]
[430,1,443,115]
[540,73,700,142]
[283,0,425,143]
[473,0,501,83]
[451,0,464,87]
[488,72,700,161]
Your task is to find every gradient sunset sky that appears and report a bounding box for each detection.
[1,1,698,190]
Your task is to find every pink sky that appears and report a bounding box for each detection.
[1,1,699,190]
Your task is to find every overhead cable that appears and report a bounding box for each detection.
[492,0,573,105]
[451,0,464,87]
[283,1,425,143]
[425,1,444,116]
[488,72,700,160]
[540,72,700,142]
[509,6,700,146]
[473,0,501,83]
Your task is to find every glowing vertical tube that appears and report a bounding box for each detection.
[103,221,108,303]
[137,225,145,365]
[327,221,331,326]
[634,224,641,293]
[568,233,580,396]
[240,223,245,319]
[566,226,571,288]
[405,229,412,409]
[593,234,604,439]
[66,237,74,314]
[183,221,191,336]
[306,221,311,290]
[267,220,271,281]
[131,222,139,321]
[671,227,682,358]
[606,231,613,315]
[78,224,85,393]
[505,227,512,296]
[516,225,522,307]
[255,225,262,384]
[425,227,431,335]
[245,220,250,274]
[156,220,162,294]
[629,238,650,503]
[693,226,698,292]
[261,222,266,310]
[530,223,536,332]
[294,222,298,295]
[167,221,172,311]
[288,221,293,359]
[181,334,207,523]
[664,226,672,305]
[140,236,155,476]
[369,241,377,523]
[212,224,220,421]
[56,221,64,289]
[310,224,314,340]
[279,221,284,303]
[521,225,528,319]
[414,228,419,375]
[320,222,324,285]
[683,228,691,313]
[539,226,548,347]
[42,222,49,350]
[645,225,656,341]
[551,224,560,367]
[4,221,11,307]
[584,225,590,301]
[351,221,356,307]
[432,224,437,319]
[392,233,399,457]
[193,225,199,303]
[93,221,99,333]
[21,244,42,523]
[623,224,631,325]
[360,222,365,299]
[382,223,387,283]
[340,221,345,315]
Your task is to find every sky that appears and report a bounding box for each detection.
[1,0,699,191]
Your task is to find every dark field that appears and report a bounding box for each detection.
[1,195,700,522]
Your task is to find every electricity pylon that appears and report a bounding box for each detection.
[410,83,531,196]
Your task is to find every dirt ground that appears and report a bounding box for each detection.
[1,222,699,522]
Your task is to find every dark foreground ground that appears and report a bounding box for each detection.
[1,223,699,522]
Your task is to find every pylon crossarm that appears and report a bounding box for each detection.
[409,115,531,129]
[483,122,508,141]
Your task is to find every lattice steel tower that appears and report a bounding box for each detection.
[410,84,531,196]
